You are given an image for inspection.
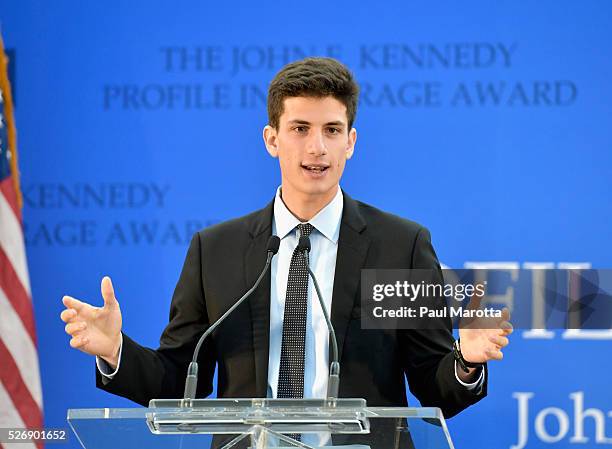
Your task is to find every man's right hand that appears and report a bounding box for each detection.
[60,276,123,369]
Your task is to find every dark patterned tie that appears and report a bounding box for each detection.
[277,223,314,441]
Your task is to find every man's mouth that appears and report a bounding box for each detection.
[301,164,329,173]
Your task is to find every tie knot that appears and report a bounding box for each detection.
[297,223,314,238]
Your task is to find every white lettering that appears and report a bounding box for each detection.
[534,407,569,443]
[511,392,533,449]
[570,391,612,443]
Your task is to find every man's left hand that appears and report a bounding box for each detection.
[459,295,513,364]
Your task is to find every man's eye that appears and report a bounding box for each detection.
[294,126,308,133]
[327,127,341,134]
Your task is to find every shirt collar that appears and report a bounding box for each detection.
[273,186,343,244]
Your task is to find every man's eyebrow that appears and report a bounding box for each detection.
[324,121,346,127]
[287,119,346,127]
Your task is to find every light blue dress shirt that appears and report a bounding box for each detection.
[267,186,343,400]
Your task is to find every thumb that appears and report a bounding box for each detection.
[101,276,118,308]
[460,287,484,329]
[467,285,485,310]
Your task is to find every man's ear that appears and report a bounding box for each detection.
[263,125,279,158]
[346,127,357,160]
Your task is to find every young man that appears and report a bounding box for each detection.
[61,57,510,440]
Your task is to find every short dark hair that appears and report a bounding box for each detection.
[267,57,359,129]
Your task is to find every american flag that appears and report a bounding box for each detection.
[0,35,43,449]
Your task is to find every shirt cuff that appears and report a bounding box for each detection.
[454,360,485,391]
[96,333,123,379]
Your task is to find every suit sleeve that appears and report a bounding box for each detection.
[96,232,217,406]
[399,227,487,418]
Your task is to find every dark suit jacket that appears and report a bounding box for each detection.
[97,192,486,419]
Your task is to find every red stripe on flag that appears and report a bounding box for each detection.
[0,247,36,345]
[0,178,22,223]
[0,339,43,430]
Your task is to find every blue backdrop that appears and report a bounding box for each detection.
[1,1,611,448]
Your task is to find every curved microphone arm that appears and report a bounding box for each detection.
[183,236,279,400]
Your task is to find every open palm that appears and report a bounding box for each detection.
[60,276,123,363]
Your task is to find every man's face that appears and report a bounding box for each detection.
[263,96,357,202]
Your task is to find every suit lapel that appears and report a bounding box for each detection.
[331,193,370,364]
[245,199,274,397]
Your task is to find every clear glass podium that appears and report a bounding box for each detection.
[68,398,455,449]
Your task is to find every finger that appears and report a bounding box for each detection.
[501,307,511,321]
[62,296,86,312]
[60,308,77,323]
[101,276,118,309]
[69,335,89,349]
[500,321,514,335]
[469,292,483,305]
[486,348,504,360]
[488,335,509,347]
[474,282,487,299]
[467,292,483,310]
[65,321,87,335]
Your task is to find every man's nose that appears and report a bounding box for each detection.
[306,130,327,156]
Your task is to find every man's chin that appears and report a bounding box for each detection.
[299,183,338,198]
[282,178,339,200]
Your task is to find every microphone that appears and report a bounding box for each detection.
[183,235,281,400]
[298,235,341,400]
